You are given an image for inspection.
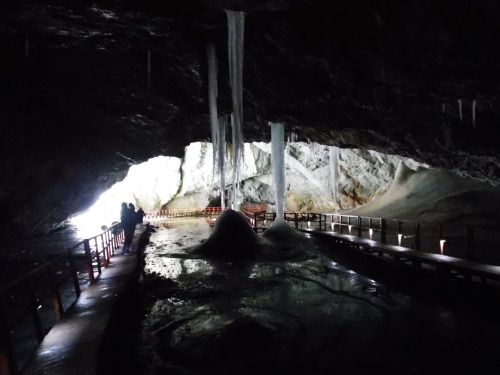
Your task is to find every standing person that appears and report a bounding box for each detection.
[128,203,138,227]
[120,202,129,222]
[121,203,137,255]
[137,207,145,224]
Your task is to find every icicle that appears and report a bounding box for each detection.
[329,146,340,212]
[218,115,227,209]
[458,99,463,122]
[472,99,477,128]
[147,50,151,88]
[227,10,246,211]
[207,40,219,178]
[271,122,286,221]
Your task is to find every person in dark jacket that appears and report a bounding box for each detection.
[137,207,145,224]
[121,203,137,255]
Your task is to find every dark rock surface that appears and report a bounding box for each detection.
[1,0,500,238]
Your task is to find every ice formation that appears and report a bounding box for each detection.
[227,10,245,209]
[329,146,340,211]
[271,122,286,221]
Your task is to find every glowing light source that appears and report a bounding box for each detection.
[348,225,352,234]
[398,233,403,246]
[331,223,334,230]
[440,239,446,254]
[307,221,310,228]
[369,228,373,239]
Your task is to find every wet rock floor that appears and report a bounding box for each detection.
[132,217,500,375]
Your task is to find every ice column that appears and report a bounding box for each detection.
[207,40,219,175]
[329,146,340,211]
[271,122,286,221]
[227,10,245,210]
[218,115,228,209]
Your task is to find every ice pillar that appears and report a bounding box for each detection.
[329,146,340,211]
[218,115,227,209]
[271,122,286,221]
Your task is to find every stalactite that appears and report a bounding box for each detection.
[207,40,219,179]
[226,10,246,210]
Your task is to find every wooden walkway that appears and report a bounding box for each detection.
[301,228,500,288]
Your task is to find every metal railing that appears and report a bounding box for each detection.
[0,222,124,375]
[241,209,500,264]
[145,207,227,218]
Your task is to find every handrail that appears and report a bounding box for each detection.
[0,222,125,375]
[241,209,499,263]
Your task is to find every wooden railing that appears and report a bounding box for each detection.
[145,207,228,218]
[241,209,499,264]
[0,222,124,375]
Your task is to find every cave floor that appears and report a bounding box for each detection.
[136,218,500,375]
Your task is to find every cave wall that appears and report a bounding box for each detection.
[1,0,500,238]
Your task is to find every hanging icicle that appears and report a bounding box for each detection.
[206,40,219,177]
[271,122,286,221]
[472,99,477,128]
[458,99,463,122]
[226,10,246,211]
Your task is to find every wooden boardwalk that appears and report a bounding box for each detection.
[301,228,500,288]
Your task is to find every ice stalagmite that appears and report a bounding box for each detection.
[329,146,340,211]
[227,10,245,210]
[271,122,286,221]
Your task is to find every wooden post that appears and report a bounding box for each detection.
[24,278,44,343]
[100,234,108,268]
[381,218,386,244]
[415,222,421,251]
[94,237,102,276]
[67,249,81,298]
[84,239,95,283]
[46,265,64,320]
[357,216,362,237]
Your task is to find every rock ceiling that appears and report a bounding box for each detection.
[1,0,499,238]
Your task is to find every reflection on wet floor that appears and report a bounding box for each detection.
[141,217,500,375]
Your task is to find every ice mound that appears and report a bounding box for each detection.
[190,209,262,259]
